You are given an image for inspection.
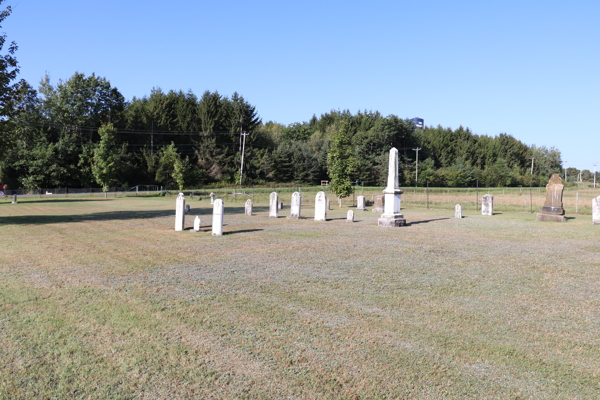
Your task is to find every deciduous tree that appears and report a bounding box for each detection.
[327,122,356,198]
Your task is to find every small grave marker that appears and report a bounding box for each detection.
[347,210,354,222]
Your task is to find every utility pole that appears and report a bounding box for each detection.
[239,116,249,186]
[564,161,568,182]
[412,147,421,186]
[594,163,597,188]
[529,157,535,175]
[239,131,248,186]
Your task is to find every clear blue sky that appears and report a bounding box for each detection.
[5,0,599,172]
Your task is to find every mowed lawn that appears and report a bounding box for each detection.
[0,195,598,399]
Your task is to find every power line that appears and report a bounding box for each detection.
[20,121,249,136]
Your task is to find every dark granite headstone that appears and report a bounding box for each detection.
[372,195,385,213]
[536,174,566,222]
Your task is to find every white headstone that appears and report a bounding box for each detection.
[356,195,366,211]
[482,195,493,215]
[314,191,328,221]
[193,216,201,232]
[593,196,600,225]
[175,193,185,231]
[209,192,215,205]
[269,192,279,218]
[11,194,17,204]
[278,201,283,210]
[289,192,301,219]
[347,210,354,222]
[245,199,253,216]
[212,199,224,236]
[378,148,406,227]
[455,204,462,219]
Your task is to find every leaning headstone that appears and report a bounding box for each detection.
[314,191,328,221]
[269,192,279,218]
[245,199,253,216]
[372,195,384,213]
[455,204,462,218]
[536,174,566,222]
[593,196,600,225]
[481,195,493,216]
[289,192,301,219]
[377,148,406,227]
[356,195,366,211]
[209,192,215,205]
[11,194,17,204]
[347,210,354,222]
[212,199,224,236]
[193,216,201,232]
[175,193,185,231]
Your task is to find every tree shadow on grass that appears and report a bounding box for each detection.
[224,229,264,235]
[409,217,450,225]
[0,209,177,225]
[0,205,271,226]
[196,206,269,215]
[1,198,114,204]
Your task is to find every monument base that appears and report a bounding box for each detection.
[536,213,566,222]
[378,213,407,227]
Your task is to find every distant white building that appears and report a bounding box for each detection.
[411,117,424,129]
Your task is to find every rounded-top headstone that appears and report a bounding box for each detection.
[269,192,279,218]
[289,192,301,219]
[245,199,253,216]
[314,191,327,221]
[455,204,462,218]
[347,210,354,222]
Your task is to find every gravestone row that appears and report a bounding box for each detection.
[175,164,599,235]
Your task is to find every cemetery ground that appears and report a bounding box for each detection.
[1,194,598,399]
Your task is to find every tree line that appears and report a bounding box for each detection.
[0,2,581,192]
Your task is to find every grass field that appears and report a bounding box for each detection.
[1,195,598,399]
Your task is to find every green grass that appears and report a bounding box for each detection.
[1,196,599,399]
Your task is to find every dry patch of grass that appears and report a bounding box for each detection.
[1,196,599,399]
